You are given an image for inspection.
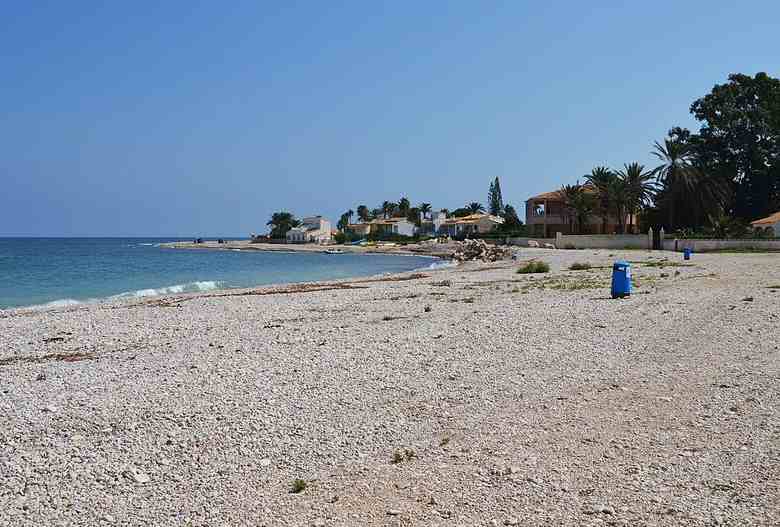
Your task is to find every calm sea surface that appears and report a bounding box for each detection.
[0,238,439,309]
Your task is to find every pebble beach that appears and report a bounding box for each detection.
[1,248,778,526]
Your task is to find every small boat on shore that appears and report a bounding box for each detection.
[324,249,345,254]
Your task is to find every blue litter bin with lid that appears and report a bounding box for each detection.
[683,247,692,260]
[611,260,631,299]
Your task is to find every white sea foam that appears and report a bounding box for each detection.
[36,298,85,309]
[111,281,223,299]
[424,260,458,271]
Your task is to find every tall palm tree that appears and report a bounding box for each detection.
[346,209,354,224]
[559,184,596,234]
[616,162,656,233]
[467,202,485,214]
[419,202,432,220]
[585,166,617,234]
[381,201,397,219]
[652,138,729,230]
[651,139,701,230]
[356,205,371,223]
[398,197,411,217]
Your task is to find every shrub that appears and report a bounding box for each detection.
[290,479,307,493]
[517,261,550,274]
[569,262,591,271]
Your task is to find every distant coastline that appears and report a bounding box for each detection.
[160,239,455,258]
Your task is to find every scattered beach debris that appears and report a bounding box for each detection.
[451,239,510,262]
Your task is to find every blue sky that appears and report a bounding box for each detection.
[1,1,778,236]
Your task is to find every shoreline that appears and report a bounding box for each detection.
[160,239,456,258]
[0,260,454,316]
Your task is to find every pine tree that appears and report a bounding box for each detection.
[488,177,504,216]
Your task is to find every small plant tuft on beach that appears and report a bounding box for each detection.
[392,448,418,464]
[290,479,307,493]
[569,262,591,271]
[439,436,451,447]
[517,261,550,274]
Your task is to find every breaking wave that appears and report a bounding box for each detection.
[424,260,458,271]
[110,281,223,299]
[34,298,85,309]
[24,281,225,311]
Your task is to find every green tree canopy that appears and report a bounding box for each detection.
[267,211,299,239]
[488,177,504,216]
[397,197,411,217]
[585,166,617,234]
[689,72,780,220]
[616,162,656,232]
[467,202,485,214]
[501,204,523,232]
[356,205,371,222]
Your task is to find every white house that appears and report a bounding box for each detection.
[370,217,417,237]
[286,216,332,244]
[751,211,780,236]
[437,214,504,237]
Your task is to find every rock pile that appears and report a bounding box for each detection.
[451,239,510,262]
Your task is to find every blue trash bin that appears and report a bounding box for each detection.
[683,247,692,260]
[611,260,631,299]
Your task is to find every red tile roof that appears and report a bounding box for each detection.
[751,211,780,226]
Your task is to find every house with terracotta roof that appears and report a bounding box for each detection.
[525,187,625,237]
[751,211,780,236]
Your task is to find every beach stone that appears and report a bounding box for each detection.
[125,469,150,484]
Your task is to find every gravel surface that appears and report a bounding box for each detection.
[1,249,778,526]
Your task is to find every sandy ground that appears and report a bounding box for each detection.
[0,249,778,526]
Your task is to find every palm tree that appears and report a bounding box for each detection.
[336,212,350,231]
[398,197,411,217]
[346,209,354,224]
[585,166,617,234]
[419,202,432,220]
[356,205,371,223]
[652,137,703,230]
[381,201,397,219]
[467,202,485,214]
[559,183,597,234]
[266,211,299,239]
[616,162,656,233]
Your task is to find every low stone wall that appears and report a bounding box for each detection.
[556,233,651,250]
[663,238,780,252]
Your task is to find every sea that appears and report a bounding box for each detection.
[0,238,444,310]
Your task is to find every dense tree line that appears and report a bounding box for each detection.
[561,72,779,236]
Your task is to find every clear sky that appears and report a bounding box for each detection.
[2,1,778,237]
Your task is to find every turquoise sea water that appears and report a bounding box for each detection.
[0,238,439,310]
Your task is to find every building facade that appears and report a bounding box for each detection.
[286,216,332,244]
[751,211,780,236]
[525,188,627,237]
